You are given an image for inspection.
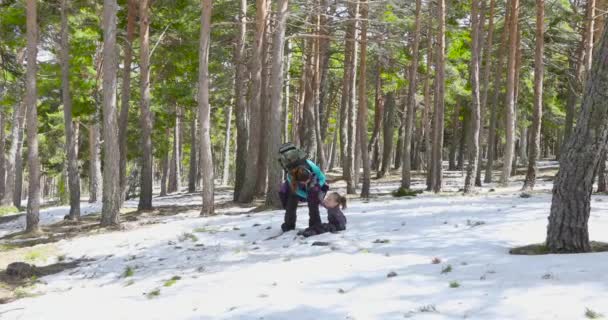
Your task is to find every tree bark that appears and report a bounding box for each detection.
[598,151,607,193]
[119,0,136,204]
[476,0,493,186]
[546,22,608,253]
[401,0,422,190]
[221,104,233,187]
[424,12,434,190]
[2,102,25,207]
[60,0,81,219]
[358,0,370,197]
[168,107,182,193]
[238,0,267,203]
[199,0,215,215]
[25,0,40,233]
[284,40,292,143]
[13,104,26,208]
[369,62,384,171]
[523,0,544,191]
[465,0,482,193]
[138,0,153,210]
[89,116,102,203]
[485,4,509,183]
[345,1,359,194]
[100,0,121,227]
[431,0,446,193]
[500,0,519,185]
[265,0,289,208]
[583,0,596,76]
[160,138,169,197]
[233,0,248,200]
[188,112,197,193]
[379,92,395,178]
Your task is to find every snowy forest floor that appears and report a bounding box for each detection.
[2,161,608,319]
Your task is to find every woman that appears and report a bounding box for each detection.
[278,159,328,232]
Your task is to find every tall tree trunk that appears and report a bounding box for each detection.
[199,0,215,215]
[485,4,509,183]
[138,0,153,210]
[160,137,169,197]
[500,0,519,185]
[222,104,233,186]
[449,104,460,171]
[431,0,446,193]
[523,0,544,191]
[89,117,102,203]
[401,0,422,190]
[339,18,355,173]
[25,0,40,233]
[188,113,197,193]
[345,0,359,194]
[119,0,136,204]
[0,112,5,200]
[2,102,25,206]
[465,0,483,193]
[238,0,267,203]
[13,109,26,209]
[358,0,370,197]
[369,62,384,171]
[100,0,121,226]
[284,40,292,143]
[379,92,396,178]
[424,12,434,190]
[476,0,493,186]
[598,151,607,193]
[256,10,272,196]
[168,107,182,193]
[265,0,289,208]
[546,22,608,253]
[60,0,81,219]
[233,0,248,200]
[583,0,596,76]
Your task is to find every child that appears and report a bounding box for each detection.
[299,192,347,237]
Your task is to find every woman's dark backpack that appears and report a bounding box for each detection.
[278,143,308,171]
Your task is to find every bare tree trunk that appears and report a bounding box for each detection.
[89,117,102,203]
[0,112,5,201]
[100,0,121,226]
[369,62,384,171]
[222,104,233,186]
[500,0,519,185]
[598,151,607,193]
[265,0,289,208]
[358,0,370,197]
[233,0,248,200]
[60,0,81,219]
[523,0,544,191]
[168,107,182,193]
[379,92,395,178]
[2,102,25,207]
[256,10,272,197]
[238,0,267,203]
[546,23,608,253]
[160,137,169,197]
[431,0,446,193]
[583,0,596,76]
[449,104,460,171]
[13,106,26,208]
[199,0,215,215]
[475,0,492,186]
[465,0,483,193]
[188,113,197,193]
[340,18,355,173]
[401,0,422,190]
[284,40,292,143]
[138,0,153,210]
[424,12,434,190]
[485,4,509,183]
[344,1,359,194]
[119,0,136,204]
[25,0,40,233]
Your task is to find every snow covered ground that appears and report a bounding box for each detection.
[4,165,608,319]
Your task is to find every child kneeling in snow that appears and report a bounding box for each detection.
[298,192,347,237]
